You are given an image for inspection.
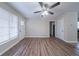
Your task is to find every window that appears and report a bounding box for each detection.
[0,8,18,45]
[0,18,9,44]
[77,22,79,29]
[9,14,18,39]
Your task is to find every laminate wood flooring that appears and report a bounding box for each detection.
[2,37,79,56]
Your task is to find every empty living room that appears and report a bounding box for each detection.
[0,1,79,57]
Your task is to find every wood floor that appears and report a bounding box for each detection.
[2,37,79,56]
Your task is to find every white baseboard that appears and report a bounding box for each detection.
[61,38,78,43]
[0,38,23,55]
[64,40,78,43]
[25,36,49,38]
[55,37,77,43]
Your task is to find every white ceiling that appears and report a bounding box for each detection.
[9,2,79,20]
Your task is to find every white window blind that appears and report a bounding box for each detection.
[9,14,18,39]
[0,8,18,44]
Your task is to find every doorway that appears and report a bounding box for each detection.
[50,21,55,37]
[77,18,79,42]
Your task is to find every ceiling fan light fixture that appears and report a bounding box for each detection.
[41,11,48,16]
[44,11,48,15]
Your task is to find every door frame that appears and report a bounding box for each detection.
[49,21,55,37]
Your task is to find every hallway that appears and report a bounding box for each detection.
[2,37,79,56]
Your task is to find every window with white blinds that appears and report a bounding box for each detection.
[0,8,18,44]
[9,14,18,40]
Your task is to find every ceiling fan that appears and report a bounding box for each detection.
[33,2,60,17]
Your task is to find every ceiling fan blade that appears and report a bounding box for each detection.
[33,11,41,13]
[49,2,60,9]
[48,11,54,15]
[39,2,43,7]
[44,4,49,8]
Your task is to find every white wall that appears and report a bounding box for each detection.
[18,16,26,40]
[0,3,26,55]
[26,19,49,38]
[55,18,64,41]
[64,12,77,43]
[55,12,77,43]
